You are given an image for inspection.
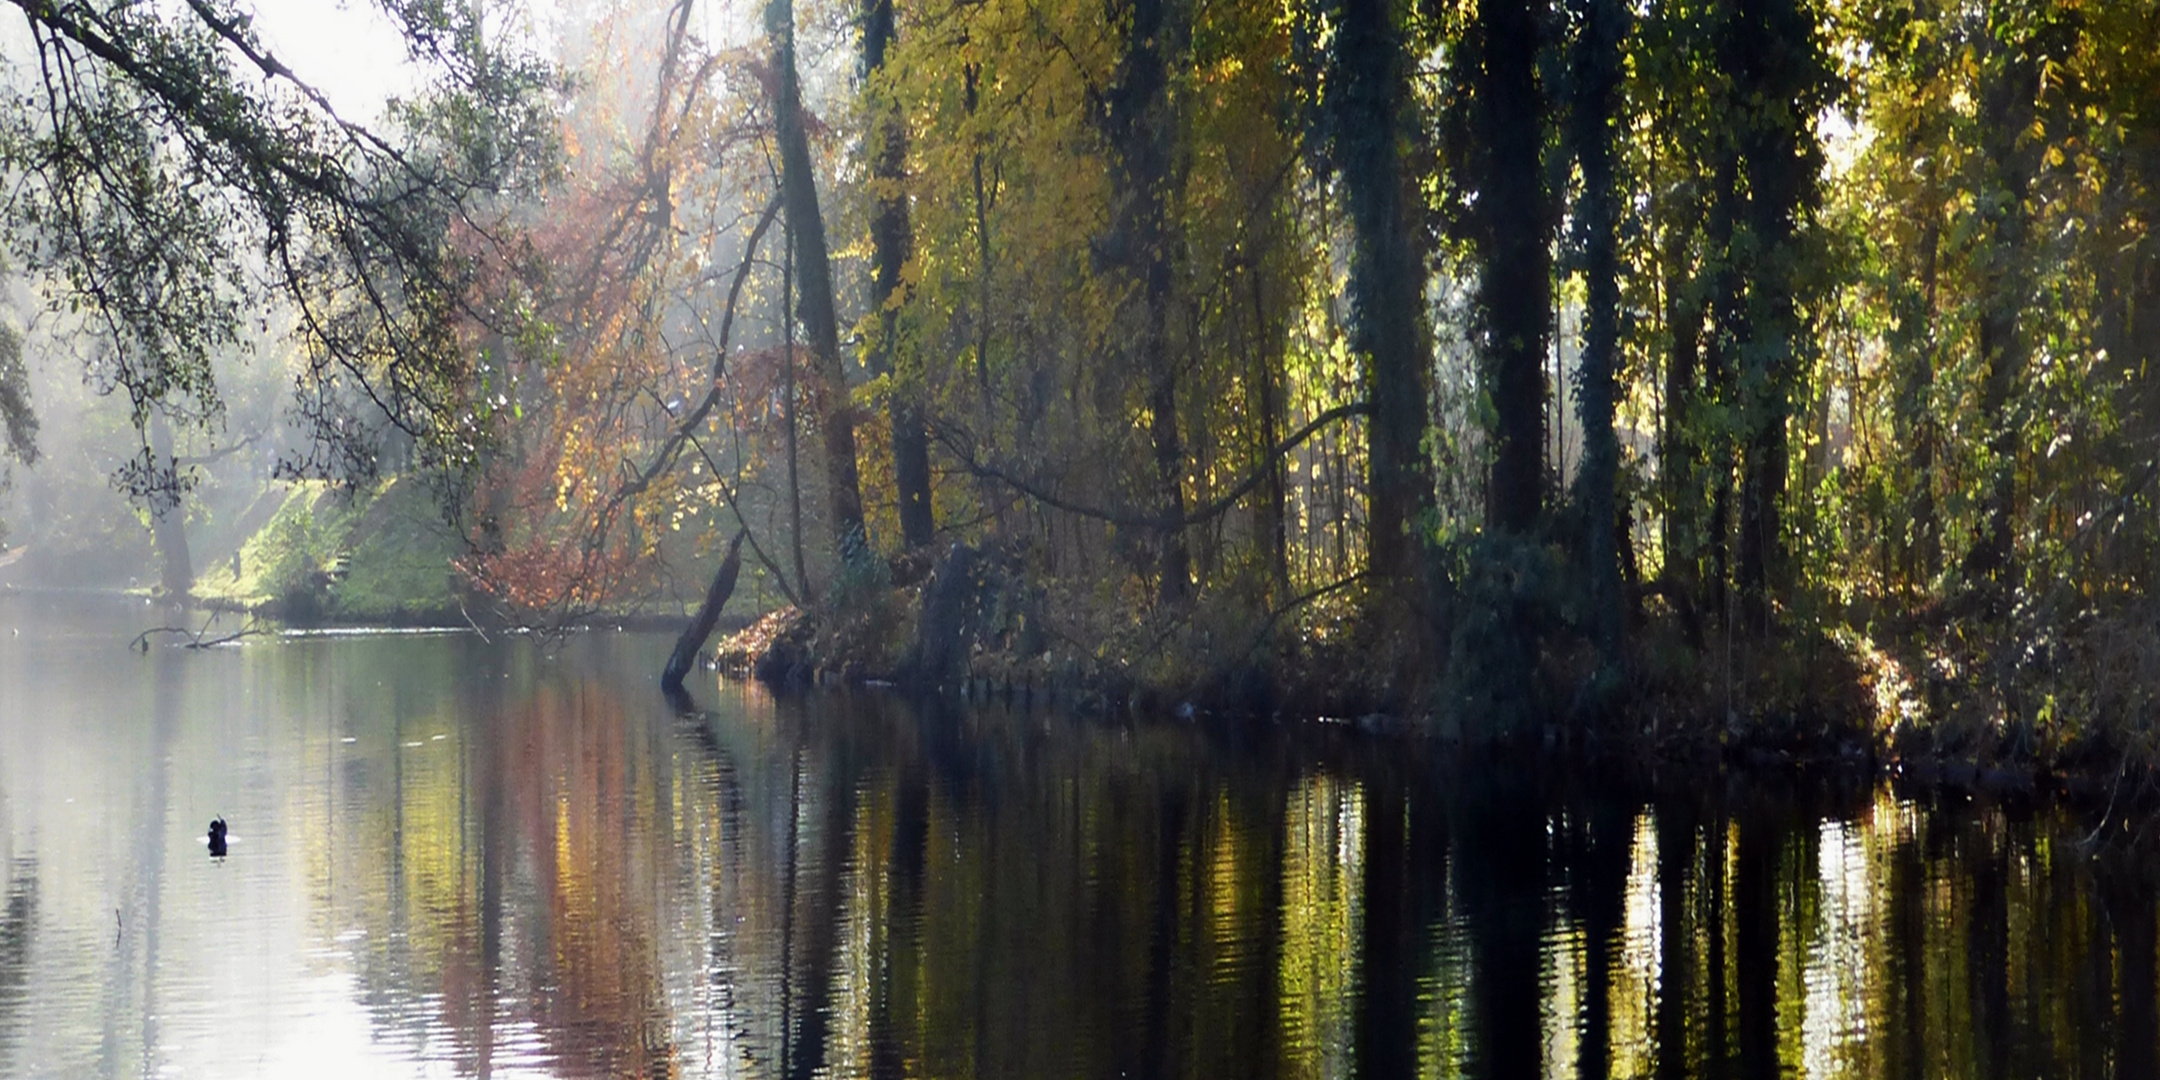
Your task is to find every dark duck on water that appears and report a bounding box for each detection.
[207,816,228,858]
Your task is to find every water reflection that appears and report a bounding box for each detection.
[0,593,2155,1078]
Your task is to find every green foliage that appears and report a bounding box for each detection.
[217,480,457,622]
[240,487,345,620]
[0,0,560,502]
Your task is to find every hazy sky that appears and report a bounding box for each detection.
[244,0,421,123]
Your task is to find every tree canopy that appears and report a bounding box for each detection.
[6,0,2160,740]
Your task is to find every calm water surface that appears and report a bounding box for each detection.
[0,592,2153,1078]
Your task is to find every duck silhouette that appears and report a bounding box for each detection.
[207,817,228,858]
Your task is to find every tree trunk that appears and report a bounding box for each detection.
[966,62,997,443]
[1662,212,1704,619]
[1704,144,1742,625]
[1251,269,1290,604]
[1732,0,1821,633]
[1475,0,1552,537]
[148,413,193,600]
[863,0,934,550]
[1963,26,2040,587]
[1333,0,1433,577]
[1102,0,1190,604]
[661,530,747,692]
[782,218,812,603]
[768,0,868,556]
[1900,211,1942,589]
[1569,0,1626,661]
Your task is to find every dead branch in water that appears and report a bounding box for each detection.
[131,613,271,652]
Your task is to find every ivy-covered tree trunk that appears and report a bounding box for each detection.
[1732,0,1822,631]
[1963,25,2042,587]
[1653,30,1708,626]
[1569,0,1626,659]
[1103,0,1191,604]
[1332,0,1432,578]
[768,0,869,557]
[1476,0,1552,537]
[1728,0,1797,630]
[863,0,934,550]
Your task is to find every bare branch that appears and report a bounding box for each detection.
[934,401,1373,530]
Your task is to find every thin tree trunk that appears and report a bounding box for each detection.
[1903,212,1942,589]
[148,413,192,600]
[1252,269,1289,604]
[768,0,868,557]
[1658,77,1705,615]
[1662,232,1703,601]
[1704,149,1741,624]
[966,63,996,440]
[863,0,933,549]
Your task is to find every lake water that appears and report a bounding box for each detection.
[0,591,2152,1079]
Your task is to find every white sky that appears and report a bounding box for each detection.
[243,0,422,123]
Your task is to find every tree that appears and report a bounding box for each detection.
[0,0,556,506]
[1959,2,2053,588]
[1727,0,1830,630]
[147,411,192,597]
[1099,0,1193,603]
[1330,0,1432,580]
[863,0,936,550]
[1568,0,1627,658]
[767,0,869,559]
[1469,0,1554,537]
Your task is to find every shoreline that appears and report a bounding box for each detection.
[4,582,2142,816]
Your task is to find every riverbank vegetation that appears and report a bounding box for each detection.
[0,0,2157,773]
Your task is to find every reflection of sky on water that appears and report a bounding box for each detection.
[0,591,2155,1079]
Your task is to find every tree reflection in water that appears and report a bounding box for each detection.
[1,622,2157,1078]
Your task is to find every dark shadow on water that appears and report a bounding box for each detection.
[0,857,34,1075]
[648,683,2160,1080]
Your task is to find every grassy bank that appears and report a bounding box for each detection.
[192,478,465,624]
